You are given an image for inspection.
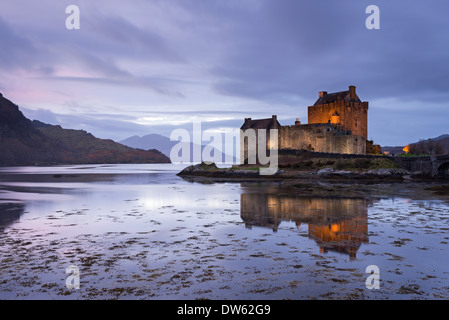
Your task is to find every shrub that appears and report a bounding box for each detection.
[334,160,348,170]
[354,158,372,169]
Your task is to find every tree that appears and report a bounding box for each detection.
[409,139,444,155]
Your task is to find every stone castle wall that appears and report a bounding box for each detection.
[279,124,366,155]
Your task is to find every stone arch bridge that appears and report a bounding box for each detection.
[394,154,449,178]
[278,150,449,178]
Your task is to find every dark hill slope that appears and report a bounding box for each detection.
[0,93,64,165]
[36,123,169,164]
[0,93,170,166]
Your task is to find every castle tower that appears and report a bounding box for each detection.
[308,85,368,139]
[240,115,281,164]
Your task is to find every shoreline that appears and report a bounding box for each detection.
[177,162,445,182]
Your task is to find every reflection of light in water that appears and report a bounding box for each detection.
[0,164,190,175]
[0,182,93,189]
[140,192,191,210]
[139,187,236,210]
[0,191,74,202]
[241,193,370,258]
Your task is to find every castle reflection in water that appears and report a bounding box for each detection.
[240,188,373,259]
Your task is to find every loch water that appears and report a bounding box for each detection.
[0,164,448,299]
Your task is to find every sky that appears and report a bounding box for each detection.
[0,0,448,146]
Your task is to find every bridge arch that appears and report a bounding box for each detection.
[437,161,449,178]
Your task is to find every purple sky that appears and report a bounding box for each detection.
[1,0,448,146]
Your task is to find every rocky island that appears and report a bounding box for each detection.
[178,149,449,181]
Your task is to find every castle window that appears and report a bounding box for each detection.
[355,119,358,128]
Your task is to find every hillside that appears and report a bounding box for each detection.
[0,93,170,166]
[382,134,449,155]
[0,93,63,165]
[432,135,449,153]
[35,122,170,164]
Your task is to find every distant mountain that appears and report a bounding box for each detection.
[120,134,238,163]
[432,134,449,142]
[120,134,177,157]
[0,93,170,166]
[382,134,449,155]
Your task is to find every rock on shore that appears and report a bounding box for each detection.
[177,162,261,178]
[316,167,413,179]
[178,162,420,180]
[178,162,270,178]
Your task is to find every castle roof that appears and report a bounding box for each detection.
[240,115,281,130]
[313,86,362,106]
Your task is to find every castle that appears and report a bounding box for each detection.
[241,85,369,158]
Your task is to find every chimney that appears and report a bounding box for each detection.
[295,118,301,126]
[349,85,356,99]
[272,115,277,121]
[319,91,327,98]
[245,118,252,122]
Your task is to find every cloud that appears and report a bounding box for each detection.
[2,1,449,147]
[87,15,185,64]
[20,105,251,142]
[207,1,449,103]
[0,17,37,70]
